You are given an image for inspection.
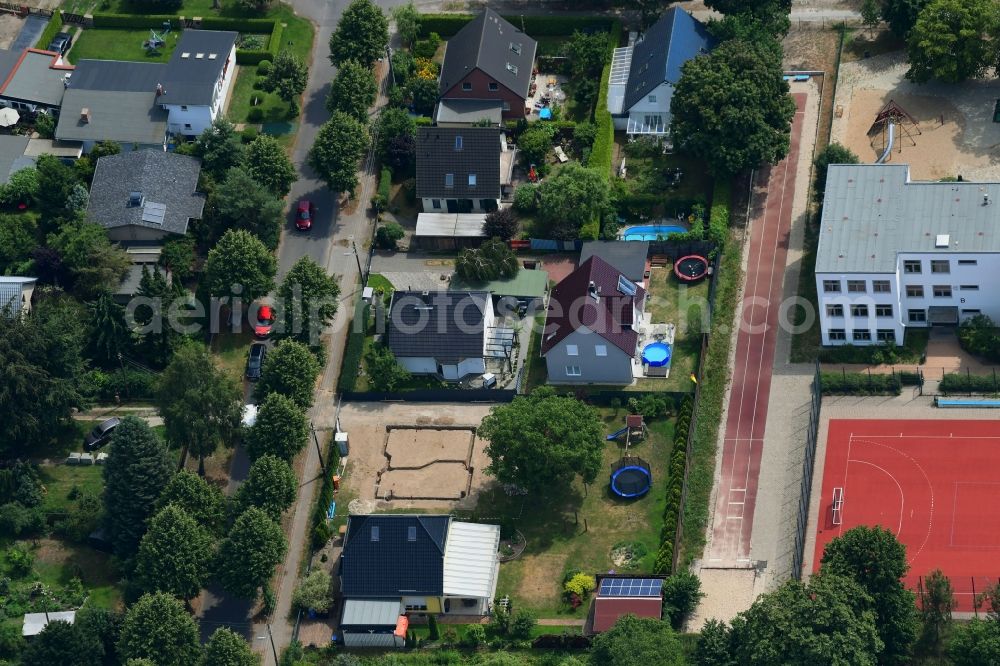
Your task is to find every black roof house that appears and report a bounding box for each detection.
[159,30,237,106]
[385,290,489,364]
[416,127,501,200]
[438,8,537,99]
[340,515,451,597]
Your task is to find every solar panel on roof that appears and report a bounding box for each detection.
[598,578,663,597]
[141,201,166,225]
[618,274,637,296]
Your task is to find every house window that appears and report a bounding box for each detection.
[454,136,463,150]
[566,365,581,376]
[873,280,891,293]
[184,123,192,130]
[958,259,978,266]
[853,329,872,342]
[875,304,893,317]
[847,280,866,293]
[404,603,428,612]
[931,260,950,274]
[962,309,982,315]
[903,260,921,274]
[181,105,188,111]
[648,94,656,103]
[905,285,924,297]
[908,309,927,323]
[468,174,477,187]
[829,328,847,341]
[444,173,454,188]
[489,82,498,91]
[933,285,952,298]
[595,345,607,357]
[960,285,979,291]
[822,280,841,293]
[502,101,510,111]
[851,304,868,317]
[826,304,844,317]
[462,82,472,91]
[566,345,578,356]
[431,199,441,209]
[876,329,896,342]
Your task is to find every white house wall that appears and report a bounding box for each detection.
[164,104,213,137]
[627,81,672,115]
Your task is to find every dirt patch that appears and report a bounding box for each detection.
[377,426,476,500]
[380,463,471,500]
[516,552,568,606]
[782,27,841,148]
[0,14,23,50]
[384,427,473,467]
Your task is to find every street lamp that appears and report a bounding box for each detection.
[344,237,362,277]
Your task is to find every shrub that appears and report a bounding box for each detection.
[662,570,703,630]
[957,314,1000,362]
[7,543,34,576]
[940,373,1000,395]
[412,32,441,58]
[375,222,405,250]
[509,609,537,640]
[0,502,45,537]
[428,614,440,640]
[462,623,486,647]
[707,180,731,247]
[564,573,596,599]
[256,59,273,76]
[372,167,392,210]
[80,369,156,402]
[253,77,268,90]
[241,126,259,143]
[247,107,264,123]
[35,9,64,49]
[292,569,332,613]
[820,371,901,396]
[513,183,538,214]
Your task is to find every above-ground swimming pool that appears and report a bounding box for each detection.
[622,224,687,241]
[641,341,672,367]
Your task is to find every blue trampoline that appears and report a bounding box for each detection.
[642,342,672,367]
[610,457,652,498]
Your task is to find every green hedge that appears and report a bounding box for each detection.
[587,61,613,178]
[200,17,274,31]
[373,167,391,208]
[91,13,181,28]
[310,441,341,550]
[35,10,64,50]
[820,372,901,396]
[81,368,157,402]
[338,298,369,392]
[654,396,695,574]
[417,13,614,38]
[940,373,1000,395]
[707,180,730,248]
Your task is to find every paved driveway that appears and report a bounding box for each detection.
[11,15,47,51]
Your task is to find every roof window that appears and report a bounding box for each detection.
[407,526,417,542]
[510,42,522,55]
[371,526,380,541]
[445,173,454,188]
[454,135,463,151]
[506,62,518,75]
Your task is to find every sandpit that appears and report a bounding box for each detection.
[375,426,477,501]
[384,427,474,468]
[379,463,472,501]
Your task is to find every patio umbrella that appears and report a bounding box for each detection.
[0,107,19,128]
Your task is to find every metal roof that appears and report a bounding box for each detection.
[816,164,1000,274]
[340,515,450,598]
[385,290,489,363]
[435,99,503,125]
[416,127,501,200]
[22,611,75,637]
[442,521,500,599]
[623,7,714,112]
[438,8,537,99]
[0,276,35,318]
[55,89,168,145]
[1,50,72,107]
[415,212,486,238]
[159,30,237,106]
[341,599,403,627]
[449,268,549,299]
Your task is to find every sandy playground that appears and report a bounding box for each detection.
[833,52,1000,181]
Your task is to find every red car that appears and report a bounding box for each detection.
[254,304,274,338]
[296,199,315,231]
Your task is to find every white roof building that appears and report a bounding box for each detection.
[22,611,76,637]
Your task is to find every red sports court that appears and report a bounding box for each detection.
[814,419,1000,611]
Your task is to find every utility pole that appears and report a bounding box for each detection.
[310,421,326,475]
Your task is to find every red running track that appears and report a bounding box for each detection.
[814,419,1000,612]
[706,93,807,565]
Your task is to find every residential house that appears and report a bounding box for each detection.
[0,48,73,114]
[55,30,237,150]
[0,276,36,319]
[385,290,495,380]
[339,514,500,648]
[580,240,650,285]
[816,164,1000,346]
[22,611,76,637]
[542,255,646,385]
[607,7,714,137]
[589,576,664,633]
[416,126,514,213]
[437,8,537,120]
[0,136,81,184]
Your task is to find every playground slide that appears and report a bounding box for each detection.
[606,427,629,441]
[875,121,895,164]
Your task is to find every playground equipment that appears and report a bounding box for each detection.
[143,22,172,54]
[674,255,709,283]
[868,100,920,162]
[608,415,652,498]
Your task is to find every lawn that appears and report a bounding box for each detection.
[68,28,180,65]
[211,330,254,385]
[489,409,675,616]
[618,147,713,216]
[637,265,708,393]
[39,464,105,515]
[228,67,293,124]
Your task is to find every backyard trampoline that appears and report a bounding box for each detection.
[641,341,671,367]
[610,457,652,498]
[674,255,709,283]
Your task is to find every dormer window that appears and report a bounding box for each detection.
[454,135,463,151]
[510,42,522,55]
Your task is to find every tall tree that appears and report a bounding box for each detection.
[813,143,860,202]
[308,112,370,195]
[482,207,518,241]
[134,266,180,368]
[373,107,416,169]
[454,237,520,281]
[47,219,130,299]
[135,504,214,600]
[861,0,881,36]
[363,343,410,391]
[204,228,277,304]
[0,294,87,457]
[391,2,420,47]
[204,627,258,666]
[948,617,1000,666]
[196,117,245,179]
[157,469,227,536]
[256,339,321,409]
[919,569,955,654]
[103,416,174,558]
[234,454,297,521]
[157,343,242,472]
[243,135,297,198]
[21,620,100,666]
[564,30,608,79]
[35,154,82,231]
[292,569,333,613]
[329,0,389,67]
[590,615,685,666]
[662,570,704,630]
[87,291,133,367]
[725,573,882,665]
[277,256,341,347]
[0,211,38,273]
[704,0,791,34]
[209,167,284,249]
[117,592,202,666]
[246,392,310,463]
[327,59,377,122]
[694,619,735,666]
[478,387,603,492]
[881,0,931,38]
[75,606,122,666]
[905,0,1000,83]
[820,525,918,665]
[265,51,308,113]
[671,37,795,175]
[215,507,287,599]
[536,163,612,239]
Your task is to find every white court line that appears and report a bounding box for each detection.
[847,458,905,536]
[849,434,1000,440]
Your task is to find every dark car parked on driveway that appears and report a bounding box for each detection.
[47,32,72,56]
[246,342,267,381]
[84,417,120,451]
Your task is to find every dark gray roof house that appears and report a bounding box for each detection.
[158,30,237,107]
[0,48,74,110]
[416,127,501,200]
[87,151,204,242]
[580,241,650,283]
[340,515,450,598]
[385,290,491,364]
[438,9,537,100]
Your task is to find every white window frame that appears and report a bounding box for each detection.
[595,345,607,357]
[829,328,846,341]
[565,365,581,376]
[566,344,579,356]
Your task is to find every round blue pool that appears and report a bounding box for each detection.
[622,224,687,241]
[641,342,672,367]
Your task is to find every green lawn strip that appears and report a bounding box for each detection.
[68,27,179,64]
[266,5,313,63]
[39,464,104,515]
[228,67,290,123]
[211,330,255,385]
[644,265,708,393]
[679,228,742,566]
[491,407,673,614]
[523,311,547,391]
[366,273,394,297]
